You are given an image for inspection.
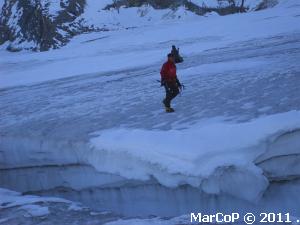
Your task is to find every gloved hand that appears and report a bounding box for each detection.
[176,78,183,89]
[161,79,165,87]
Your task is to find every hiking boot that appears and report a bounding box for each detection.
[165,107,175,113]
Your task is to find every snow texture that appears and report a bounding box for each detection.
[0,0,300,222]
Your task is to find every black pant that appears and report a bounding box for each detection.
[164,82,179,108]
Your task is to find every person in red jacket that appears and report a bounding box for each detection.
[160,53,183,113]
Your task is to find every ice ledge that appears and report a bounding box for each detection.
[1,111,300,203]
[89,111,300,200]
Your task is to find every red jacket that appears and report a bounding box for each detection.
[160,61,177,83]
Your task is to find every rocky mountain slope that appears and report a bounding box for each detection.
[0,0,94,51]
[0,0,278,51]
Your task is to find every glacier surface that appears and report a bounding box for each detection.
[0,0,300,223]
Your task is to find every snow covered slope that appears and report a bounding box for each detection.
[0,0,281,51]
[1,0,299,88]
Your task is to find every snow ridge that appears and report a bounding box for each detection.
[88,111,300,201]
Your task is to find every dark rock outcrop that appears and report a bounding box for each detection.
[104,0,246,15]
[255,0,278,11]
[0,0,95,51]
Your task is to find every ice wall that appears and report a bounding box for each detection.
[1,111,300,217]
